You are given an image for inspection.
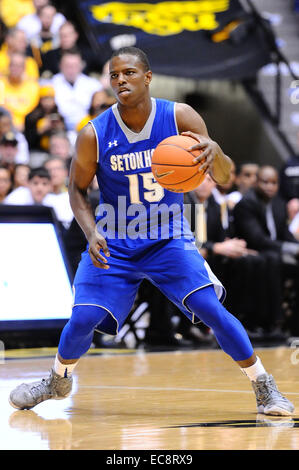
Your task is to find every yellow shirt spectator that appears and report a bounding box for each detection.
[0,43,39,80]
[0,0,35,28]
[76,91,116,132]
[0,53,40,130]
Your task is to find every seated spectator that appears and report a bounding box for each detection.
[0,52,40,130]
[4,165,73,229]
[30,4,60,70]
[13,163,30,189]
[0,28,39,80]
[234,165,299,334]
[24,85,66,151]
[17,0,66,42]
[287,193,299,241]
[41,21,100,75]
[44,156,68,194]
[226,162,259,208]
[289,211,299,241]
[212,161,237,236]
[186,175,252,258]
[234,166,299,255]
[0,109,30,163]
[184,175,277,335]
[50,49,103,131]
[76,90,116,132]
[0,164,13,203]
[0,131,20,172]
[287,197,299,222]
[99,60,111,92]
[44,156,74,229]
[0,18,8,45]
[48,131,73,168]
[45,191,74,230]
[0,0,35,29]
[279,129,299,203]
[4,166,52,205]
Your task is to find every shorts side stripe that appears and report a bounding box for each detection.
[73,303,119,336]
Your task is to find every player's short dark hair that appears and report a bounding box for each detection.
[28,167,51,181]
[110,47,150,71]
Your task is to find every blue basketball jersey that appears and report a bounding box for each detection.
[90,98,193,253]
[72,99,226,336]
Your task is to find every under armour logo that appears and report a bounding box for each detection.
[108,140,118,148]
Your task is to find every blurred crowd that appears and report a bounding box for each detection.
[1,0,299,348]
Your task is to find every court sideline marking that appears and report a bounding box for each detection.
[79,384,299,396]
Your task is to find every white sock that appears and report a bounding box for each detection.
[241,356,267,382]
[54,354,78,378]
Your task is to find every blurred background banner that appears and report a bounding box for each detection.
[75,0,272,79]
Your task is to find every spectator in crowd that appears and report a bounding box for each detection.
[0,109,30,163]
[234,166,299,255]
[279,130,299,203]
[226,162,259,209]
[45,191,74,230]
[41,21,99,75]
[4,165,73,229]
[13,163,30,189]
[50,49,103,131]
[184,174,277,335]
[212,161,237,236]
[0,0,35,29]
[4,166,52,205]
[17,0,66,41]
[287,197,299,224]
[287,197,299,242]
[76,90,116,132]
[0,52,40,130]
[30,4,60,70]
[44,156,74,229]
[187,175,251,259]
[0,164,13,203]
[48,131,73,168]
[234,165,299,334]
[0,28,39,80]
[99,60,111,92]
[44,156,68,194]
[0,18,8,45]
[24,85,66,151]
[289,212,299,241]
[0,132,20,171]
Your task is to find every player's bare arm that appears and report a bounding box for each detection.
[175,102,233,185]
[69,123,110,269]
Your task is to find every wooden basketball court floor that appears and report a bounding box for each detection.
[1,346,299,451]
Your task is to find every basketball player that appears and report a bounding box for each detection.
[10,47,294,416]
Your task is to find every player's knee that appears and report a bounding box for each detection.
[69,305,107,334]
[186,286,230,329]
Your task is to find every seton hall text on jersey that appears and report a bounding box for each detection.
[110,149,154,172]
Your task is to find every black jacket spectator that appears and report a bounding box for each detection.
[233,188,297,252]
[233,166,299,334]
[279,154,299,202]
[24,85,66,151]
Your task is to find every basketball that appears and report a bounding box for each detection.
[151,135,207,193]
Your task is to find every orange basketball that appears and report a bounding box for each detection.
[151,135,207,193]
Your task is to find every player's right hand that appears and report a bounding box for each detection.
[88,228,110,269]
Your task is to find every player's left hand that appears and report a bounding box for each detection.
[181,131,219,172]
